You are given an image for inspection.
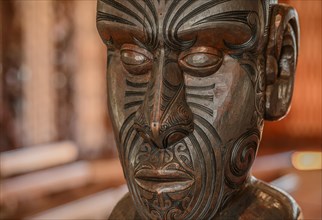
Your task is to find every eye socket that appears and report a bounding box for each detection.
[179,47,223,77]
[121,44,152,75]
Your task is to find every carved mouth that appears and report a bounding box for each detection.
[134,169,194,193]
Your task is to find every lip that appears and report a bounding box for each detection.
[134,169,194,193]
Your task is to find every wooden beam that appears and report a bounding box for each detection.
[0,141,78,177]
[26,185,128,220]
[0,159,124,205]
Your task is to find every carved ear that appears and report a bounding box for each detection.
[264,4,300,121]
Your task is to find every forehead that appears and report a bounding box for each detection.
[97,0,266,50]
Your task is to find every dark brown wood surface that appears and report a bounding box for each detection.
[96,0,301,219]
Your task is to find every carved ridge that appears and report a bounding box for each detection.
[186,83,216,91]
[126,79,149,88]
[188,102,213,117]
[124,100,144,109]
[187,93,214,102]
[125,91,146,97]
[169,0,231,51]
[97,11,136,26]
[224,129,260,189]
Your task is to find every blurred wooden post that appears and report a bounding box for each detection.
[19,0,56,146]
[73,0,107,156]
[0,1,3,132]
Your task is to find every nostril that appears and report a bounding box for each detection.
[164,131,189,147]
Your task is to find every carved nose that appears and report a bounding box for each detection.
[133,50,193,148]
[134,93,194,149]
[147,100,193,148]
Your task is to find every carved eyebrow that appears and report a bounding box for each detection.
[97,11,136,26]
[99,0,143,27]
[192,10,260,52]
[164,0,231,51]
[97,0,158,49]
[192,10,252,26]
[163,0,194,50]
[97,0,261,53]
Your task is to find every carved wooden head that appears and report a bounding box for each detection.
[97,0,299,219]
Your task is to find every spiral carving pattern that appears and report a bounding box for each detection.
[225,129,260,189]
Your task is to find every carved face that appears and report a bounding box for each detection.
[97,0,269,219]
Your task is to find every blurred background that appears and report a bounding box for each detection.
[0,0,321,219]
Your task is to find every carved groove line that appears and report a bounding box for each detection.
[188,102,213,117]
[127,0,156,47]
[223,11,260,52]
[186,135,207,219]
[97,11,135,26]
[126,79,149,88]
[120,115,148,218]
[125,91,146,97]
[143,0,159,48]
[166,0,231,50]
[159,79,184,122]
[185,113,222,219]
[119,112,137,166]
[186,83,216,91]
[187,93,214,102]
[124,80,148,110]
[162,77,181,92]
[99,0,158,48]
[159,80,180,113]
[164,0,195,50]
[193,114,222,144]
[99,0,145,28]
[239,53,265,127]
[192,124,216,219]
[193,10,251,26]
[124,100,144,110]
[160,104,193,133]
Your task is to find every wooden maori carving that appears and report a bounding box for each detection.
[96,0,301,219]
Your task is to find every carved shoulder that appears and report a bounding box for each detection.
[110,178,301,220]
[109,192,139,220]
[218,177,302,220]
[250,178,302,219]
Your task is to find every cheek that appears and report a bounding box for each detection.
[107,54,127,131]
[213,57,255,143]
[107,53,151,134]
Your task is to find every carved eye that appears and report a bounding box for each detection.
[121,51,147,65]
[179,47,223,77]
[121,44,152,75]
[184,53,220,67]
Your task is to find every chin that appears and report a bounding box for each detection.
[119,117,226,219]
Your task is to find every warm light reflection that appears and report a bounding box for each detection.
[292,151,322,170]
